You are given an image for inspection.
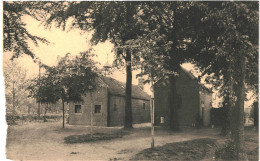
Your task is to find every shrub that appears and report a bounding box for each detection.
[64,131,129,144]
[6,114,19,125]
[6,114,63,125]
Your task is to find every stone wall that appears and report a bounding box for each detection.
[154,85,171,125]
[154,69,200,127]
[69,86,150,127]
[109,95,150,126]
[68,86,108,126]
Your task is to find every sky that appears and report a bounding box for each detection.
[3,15,148,86]
[2,15,193,97]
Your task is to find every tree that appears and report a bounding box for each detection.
[28,51,98,128]
[42,1,149,128]
[24,2,258,158]
[3,59,30,114]
[123,2,258,159]
[3,1,48,59]
[124,2,208,130]
[186,2,258,160]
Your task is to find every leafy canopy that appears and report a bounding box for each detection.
[3,1,49,59]
[28,51,99,104]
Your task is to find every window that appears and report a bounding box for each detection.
[94,105,101,113]
[75,105,82,113]
[143,103,145,110]
[114,104,117,111]
[201,100,205,108]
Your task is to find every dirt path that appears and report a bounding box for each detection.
[6,122,221,161]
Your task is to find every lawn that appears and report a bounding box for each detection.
[131,126,259,161]
[245,126,259,161]
[131,138,217,161]
[64,130,130,144]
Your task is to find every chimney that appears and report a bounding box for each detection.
[138,78,144,90]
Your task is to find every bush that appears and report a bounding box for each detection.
[6,114,63,125]
[6,114,19,125]
[215,140,236,160]
[64,131,129,144]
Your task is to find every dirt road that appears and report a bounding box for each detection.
[6,121,221,160]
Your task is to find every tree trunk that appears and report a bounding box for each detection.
[44,103,48,122]
[12,71,15,115]
[28,105,31,115]
[221,95,231,136]
[12,89,15,115]
[62,99,65,128]
[253,101,258,127]
[233,56,247,160]
[37,102,41,119]
[123,2,133,129]
[125,49,133,128]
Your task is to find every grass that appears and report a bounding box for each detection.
[245,126,259,161]
[64,130,130,144]
[132,126,259,161]
[131,138,217,161]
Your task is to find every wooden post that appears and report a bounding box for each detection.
[150,78,155,148]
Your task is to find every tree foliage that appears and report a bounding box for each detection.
[114,2,258,158]
[28,51,98,104]
[19,2,258,158]
[41,1,151,128]
[3,59,32,114]
[3,1,49,59]
[28,51,98,127]
[184,2,258,89]
[179,2,258,159]
[123,2,210,129]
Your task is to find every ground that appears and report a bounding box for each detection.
[6,121,258,161]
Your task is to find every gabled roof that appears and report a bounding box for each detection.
[100,76,150,101]
[181,67,212,93]
[155,67,212,93]
[180,66,197,80]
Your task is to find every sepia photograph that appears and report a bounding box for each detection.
[1,1,259,161]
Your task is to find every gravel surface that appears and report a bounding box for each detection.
[6,121,223,160]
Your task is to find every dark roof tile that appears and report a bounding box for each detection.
[101,77,150,100]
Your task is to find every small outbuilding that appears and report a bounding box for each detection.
[154,67,212,127]
[68,77,151,126]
